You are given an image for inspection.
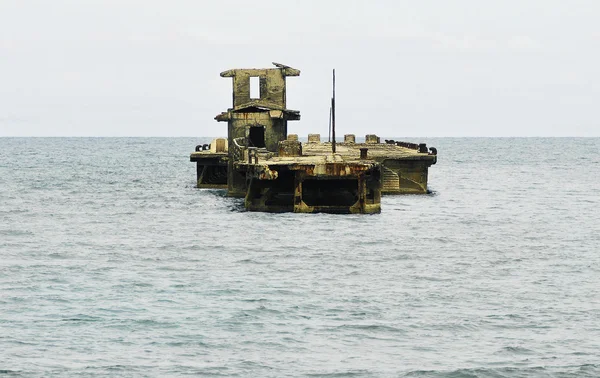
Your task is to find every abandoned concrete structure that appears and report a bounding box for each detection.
[190,63,437,213]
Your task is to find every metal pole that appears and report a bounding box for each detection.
[332,69,336,154]
[328,106,332,142]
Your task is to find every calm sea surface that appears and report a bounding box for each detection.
[1,137,599,377]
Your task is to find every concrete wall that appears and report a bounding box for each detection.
[220,67,299,109]
[227,112,287,153]
[217,65,300,197]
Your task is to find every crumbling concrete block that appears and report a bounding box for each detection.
[365,134,380,144]
[308,134,321,143]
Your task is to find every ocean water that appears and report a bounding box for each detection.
[0,137,599,377]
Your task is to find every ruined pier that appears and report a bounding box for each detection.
[190,63,437,213]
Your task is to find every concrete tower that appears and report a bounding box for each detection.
[214,63,301,196]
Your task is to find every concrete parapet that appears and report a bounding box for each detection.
[308,134,321,143]
[365,134,380,144]
[213,138,227,153]
[279,140,303,157]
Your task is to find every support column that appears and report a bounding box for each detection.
[196,163,203,187]
[244,177,256,210]
[357,175,366,213]
[293,173,303,213]
[197,165,208,186]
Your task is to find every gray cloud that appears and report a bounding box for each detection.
[1,0,598,136]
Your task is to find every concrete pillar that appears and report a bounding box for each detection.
[344,134,356,143]
[357,175,366,213]
[293,173,303,212]
[278,140,302,157]
[308,134,321,143]
[214,138,226,152]
[365,134,380,144]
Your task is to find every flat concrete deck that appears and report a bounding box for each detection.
[302,142,436,161]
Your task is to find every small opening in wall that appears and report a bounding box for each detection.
[248,126,265,148]
[250,76,260,99]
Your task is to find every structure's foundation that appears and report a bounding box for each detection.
[239,157,381,214]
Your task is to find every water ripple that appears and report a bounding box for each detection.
[1,137,599,377]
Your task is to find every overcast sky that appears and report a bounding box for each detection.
[1,0,599,137]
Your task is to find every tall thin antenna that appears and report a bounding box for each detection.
[331,69,336,154]
[328,106,332,143]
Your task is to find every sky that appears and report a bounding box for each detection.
[1,0,599,137]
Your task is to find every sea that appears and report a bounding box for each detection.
[0,137,599,377]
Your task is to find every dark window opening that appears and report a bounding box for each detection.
[248,126,265,148]
[302,179,358,207]
[264,171,295,206]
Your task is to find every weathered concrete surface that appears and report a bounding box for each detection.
[301,139,436,194]
[220,64,300,108]
[190,138,229,188]
[190,64,438,212]
[237,154,381,214]
[278,140,303,157]
[213,63,301,197]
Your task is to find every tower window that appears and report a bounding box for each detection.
[250,76,260,99]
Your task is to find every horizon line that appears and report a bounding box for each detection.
[1,135,599,138]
